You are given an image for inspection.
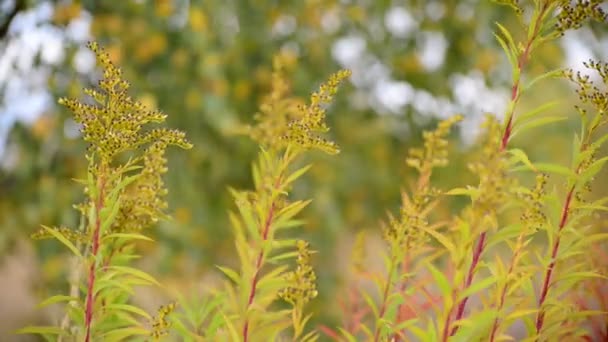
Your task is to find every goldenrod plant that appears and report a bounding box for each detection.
[170,55,350,341]
[18,42,191,341]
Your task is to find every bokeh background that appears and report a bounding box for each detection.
[1,0,607,339]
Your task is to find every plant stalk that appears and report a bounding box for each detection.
[84,167,107,342]
[449,3,550,336]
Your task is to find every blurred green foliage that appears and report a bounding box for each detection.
[1,0,607,332]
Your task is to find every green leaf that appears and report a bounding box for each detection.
[513,101,559,127]
[418,226,456,256]
[100,327,150,340]
[579,156,608,185]
[223,313,241,341]
[337,328,358,342]
[105,303,152,320]
[267,250,299,263]
[100,194,121,234]
[257,265,289,291]
[15,326,65,336]
[105,266,160,286]
[458,275,497,301]
[494,23,517,70]
[38,295,78,308]
[41,226,82,258]
[553,271,606,285]
[506,309,537,321]
[522,70,563,93]
[103,233,154,242]
[284,164,312,185]
[445,187,478,198]
[104,174,139,209]
[512,162,574,177]
[425,260,451,297]
[361,290,379,318]
[511,116,568,139]
[276,200,311,224]
[216,265,240,284]
[508,148,537,171]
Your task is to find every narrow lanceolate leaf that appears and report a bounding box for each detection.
[361,290,379,318]
[216,265,240,285]
[337,328,358,342]
[445,187,479,199]
[105,303,152,320]
[267,250,299,263]
[100,327,150,340]
[41,226,82,258]
[511,116,568,139]
[522,70,563,93]
[508,148,537,172]
[105,266,160,286]
[102,233,154,242]
[223,314,241,341]
[425,260,451,297]
[15,326,66,336]
[512,162,574,177]
[37,295,79,308]
[276,200,311,224]
[495,22,516,57]
[493,30,516,70]
[100,195,122,233]
[419,225,456,256]
[256,265,289,290]
[457,275,497,301]
[103,174,139,208]
[284,164,312,185]
[579,156,608,185]
[514,101,559,127]
[553,272,606,285]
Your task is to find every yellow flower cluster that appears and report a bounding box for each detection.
[278,240,318,307]
[566,61,608,118]
[556,0,607,34]
[382,202,429,250]
[282,69,351,154]
[406,114,463,174]
[113,143,170,232]
[150,302,176,340]
[248,54,300,148]
[519,173,548,232]
[58,42,191,162]
[468,116,514,216]
[31,225,87,242]
[54,42,192,238]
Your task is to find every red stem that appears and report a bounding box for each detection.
[535,186,574,333]
[391,256,412,342]
[84,171,106,342]
[242,183,279,342]
[489,233,526,342]
[449,3,550,336]
[449,232,486,336]
[373,256,397,342]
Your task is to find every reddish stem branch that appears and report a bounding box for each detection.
[489,232,526,342]
[449,3,550,336]
[449,232,486,336]
[391,256,412,342]
[373,256,398,342]
[242,177,280,342]
[535,186,574,333]
[84,172,106,342]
